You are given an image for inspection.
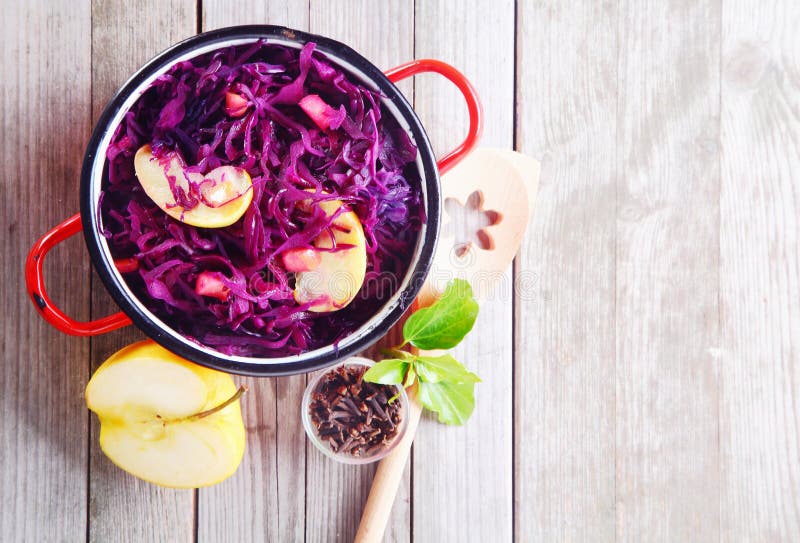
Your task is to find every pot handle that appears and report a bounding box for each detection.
[26,213,132,336]
[385,59,483,175]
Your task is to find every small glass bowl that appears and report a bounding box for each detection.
[301,357,409,465]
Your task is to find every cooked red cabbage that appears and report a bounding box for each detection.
[101,41,423,357]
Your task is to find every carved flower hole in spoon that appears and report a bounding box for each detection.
[442,190,503,258]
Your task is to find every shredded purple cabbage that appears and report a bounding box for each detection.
[101,41,423,357]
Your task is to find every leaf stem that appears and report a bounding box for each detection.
[381,347,412,360]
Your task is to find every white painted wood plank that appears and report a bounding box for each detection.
[88,2,198,542]
[202,0,307,31]
[514,2,617,540]
[0,2,91,541]
[197,4,310,543]
[198,376,306,543]
[615,1,721,540]
[720,0,800,539]
[412,1,514,541]
[304,2,414,542]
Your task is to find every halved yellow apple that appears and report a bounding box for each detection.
[85,340,246,489]
[134,144,253,228]
[293,196,367,312]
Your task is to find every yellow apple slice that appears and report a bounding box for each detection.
[85,340,246,489]
[134,144,253,228]
[294,196,367,312]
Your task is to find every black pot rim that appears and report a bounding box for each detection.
[80,25,440,377]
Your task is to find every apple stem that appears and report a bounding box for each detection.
[183,385,248,421]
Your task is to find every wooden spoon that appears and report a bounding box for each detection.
[354,148,541,542]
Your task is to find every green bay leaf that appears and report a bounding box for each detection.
[402,279,479,350]
[414,354,481,384]
[417,380,477,425]
[362,359,409,385]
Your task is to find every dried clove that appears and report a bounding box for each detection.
[309,365,404,458]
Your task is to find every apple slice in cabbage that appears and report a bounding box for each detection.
[134,144,253,228]
[293,197,367,312]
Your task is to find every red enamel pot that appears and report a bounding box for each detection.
[25,25,482,376]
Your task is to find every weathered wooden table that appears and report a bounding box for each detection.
[3,1,799,541]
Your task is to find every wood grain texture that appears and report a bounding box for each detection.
[412,1,515,541]
[6,1,800,541]
[0,2,91,541]
[201,0,308,31]
[198,376,306,543]
[720,1,800,540]
[514,2,618,540]
[615,0,721,540]
[88,2,197,542]
[197,4,310,543]
[304,2,414,542]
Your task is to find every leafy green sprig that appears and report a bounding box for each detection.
[363,279,481,425]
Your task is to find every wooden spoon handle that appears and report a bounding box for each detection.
[354,390,422,543]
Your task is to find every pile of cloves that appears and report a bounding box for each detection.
[308,364,404,457]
